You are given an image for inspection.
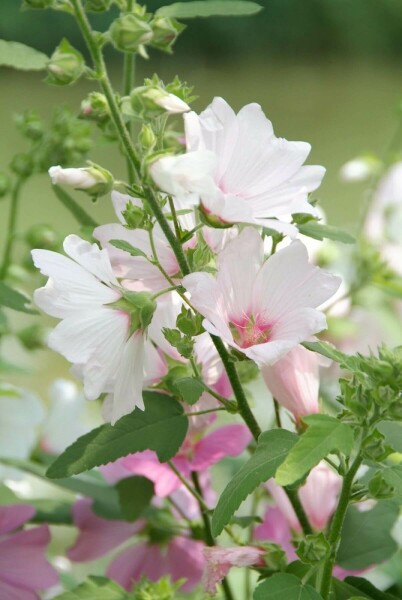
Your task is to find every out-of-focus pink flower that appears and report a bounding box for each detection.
[262,345,320,423]
[267,461,342,531]
[0,504,58,598]
[254,507,297,561]
[183,228,341,366]
[203,546,265,595]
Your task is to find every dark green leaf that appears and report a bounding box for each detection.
[344,577,400,600]
[116,476,154,522]
[30,499,73,525]
[53,185,99,228]
[377,422,402,453]
[157,0,262,19]
[231,515,262,528]
[46,392,188,479]
[275,415,354,486]
[254,573,323,599]
[110,239,148,259]
[53,576,128,600]
[380,465,402,500]
[337,501,399,570]
[0,40,49,70]
[0,281,37,314]
[173,377,204,405]
[212,429,297,536]
[297,221,355,244]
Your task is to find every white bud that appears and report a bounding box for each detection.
[154,92,190,114]
[49,165,98,189]
[340,158,372,182]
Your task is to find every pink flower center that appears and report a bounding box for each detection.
[229,315,273,349]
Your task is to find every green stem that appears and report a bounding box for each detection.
[122,51,136,183]
[0,179,23,280]
[319,453,363,599]
[167,195,181,241]
[285,487,313,536]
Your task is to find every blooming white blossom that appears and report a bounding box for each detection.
[183,227,341,366]
[48,166,98,190]
[32,235,165,424]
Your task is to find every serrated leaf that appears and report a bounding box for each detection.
[110,239,148,259]
[46,392,188,479]
[0,40,49,70]
[297,221,355,244]
[53,576,128,600]
[174,377,204,405]
[337,501,399,570]
[53,185,99,228]
[302,341,356,370]
[275,415,354,486]
[157,0,262,19]
[254,573,323,599]
[0,281,37,314]
[116,476,154,522]
[212,429,297,536]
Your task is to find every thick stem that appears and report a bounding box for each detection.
[285,488,313,536]
[319,453,363,599]
[122,0,136,184]
[0,179,23,280]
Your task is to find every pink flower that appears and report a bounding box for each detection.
[203,546,265,595]
[262,345,321,422]
[254,507,297,561]
[183,227,341,366]
[0,504,58,599]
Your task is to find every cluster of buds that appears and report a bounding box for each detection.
[80,92,110,124]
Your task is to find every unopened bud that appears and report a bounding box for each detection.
[25,224,59,250]
[46,39,85,86]
[150,16,185,53]
[109,14,153,53]
[131,85,190,119]
[0,173,11,198]
[139,124,156,150]
[15,111,44,140]
[124,291,157,330]
[80,92,110,123]
[340,157,379,182]
[85,0,111,11]
[48,163,113,197]
[10,153,34,179]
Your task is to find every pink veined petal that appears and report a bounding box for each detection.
[191,424,252,471]
[254,507,297,563]
[67,499,142,562]
[298,462,342,530]
[266,479,301,531]
[63,234,118,286]
[0,579,39,600]
[200,190,255,225]
[120,451,182,497]
[0,526,58,590]
[203,546,265,595]
[167,537,205,591]
[144,340,168,384]
[107,543,168,590]
[0,505,36,535]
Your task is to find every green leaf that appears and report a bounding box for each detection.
[254,573,323,599]
[173,377,205,405]
[0,483,18,505]
[53,185,99,228]
[157,0,262,19]
[344,577,400,600]
[302,341,356,370]
[30,499,73,525]
[0,40,49,70]
[46,392,188,479]
[212,429,297,536]
[116,476,154,522]
[297,221,355,244]
[0,281,37,314]
[53,576,128,600]
[377,421,402,453]
[337,501,399,570]
[377,465,402,500]
[110,239,148,259]
[275,415,354,486]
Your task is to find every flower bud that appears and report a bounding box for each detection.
[10,153,34,179]
[48,163,114,197]
[25,224,59,250]
[0,173,11,198]
[150,16,185,53]
[123,291,157,330]
[139,124,156,150]
[15,111,44,141]
[85,0,111,11]
[340,156,379,182]
[23,0,53,8]
[109,14,153,53]
[80,92,110,123]
[131,85,190,119]
[46,39,85,86]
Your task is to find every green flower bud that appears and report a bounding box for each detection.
[46,39,85,86]
[109,14,153,53]
[139,124,156,150]
[0,173,11,198]
[10,153,34,178]
[296,533,330,565]
[368,472,395,500]
[23,0,53,8]
[25,224,59,250]
[123,291,157,330]
[15,111,44,141]
[80,92,110,123]
[122,202,147,229]
[150,16,185,53]
[85,0,111,12]
[131,85,190,120]
[17,324,47,350]
[176,306,203,337]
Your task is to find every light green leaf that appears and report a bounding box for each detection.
[157,0,262,19]
[337,501,399,570]
[379,465,402,500]
[302,341,356,370]
[53,576,128,600]
[109,239,148,259]
[46,392,188,479]
[297,221,355,244]
[0,281,37,314]
[275,415,354,486]
[254,573,323,599]
[212,429,297,537]
[173,377,205,405]
[377,421,402,453]
[53,185,99,228]
[116,476,154,522]
[0,40,49,70]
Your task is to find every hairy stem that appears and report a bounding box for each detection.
[122,1,136,185]
[0,179,23,280]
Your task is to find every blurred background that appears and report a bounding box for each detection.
[1,0,402,391]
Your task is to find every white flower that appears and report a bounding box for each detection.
[340,158,372,182]
[32,235,165,424]
[154,92,190,114]
[183,227,341,366]
[48,166,98,190]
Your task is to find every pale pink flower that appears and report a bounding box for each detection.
[0,504,58,598]
[262,345,320,422]
[183,227,341,366]
[203,546,265,595]
[32,235,166,424]
[267,461,342,531]
[182,97,325,235]
[48,165,97,189]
